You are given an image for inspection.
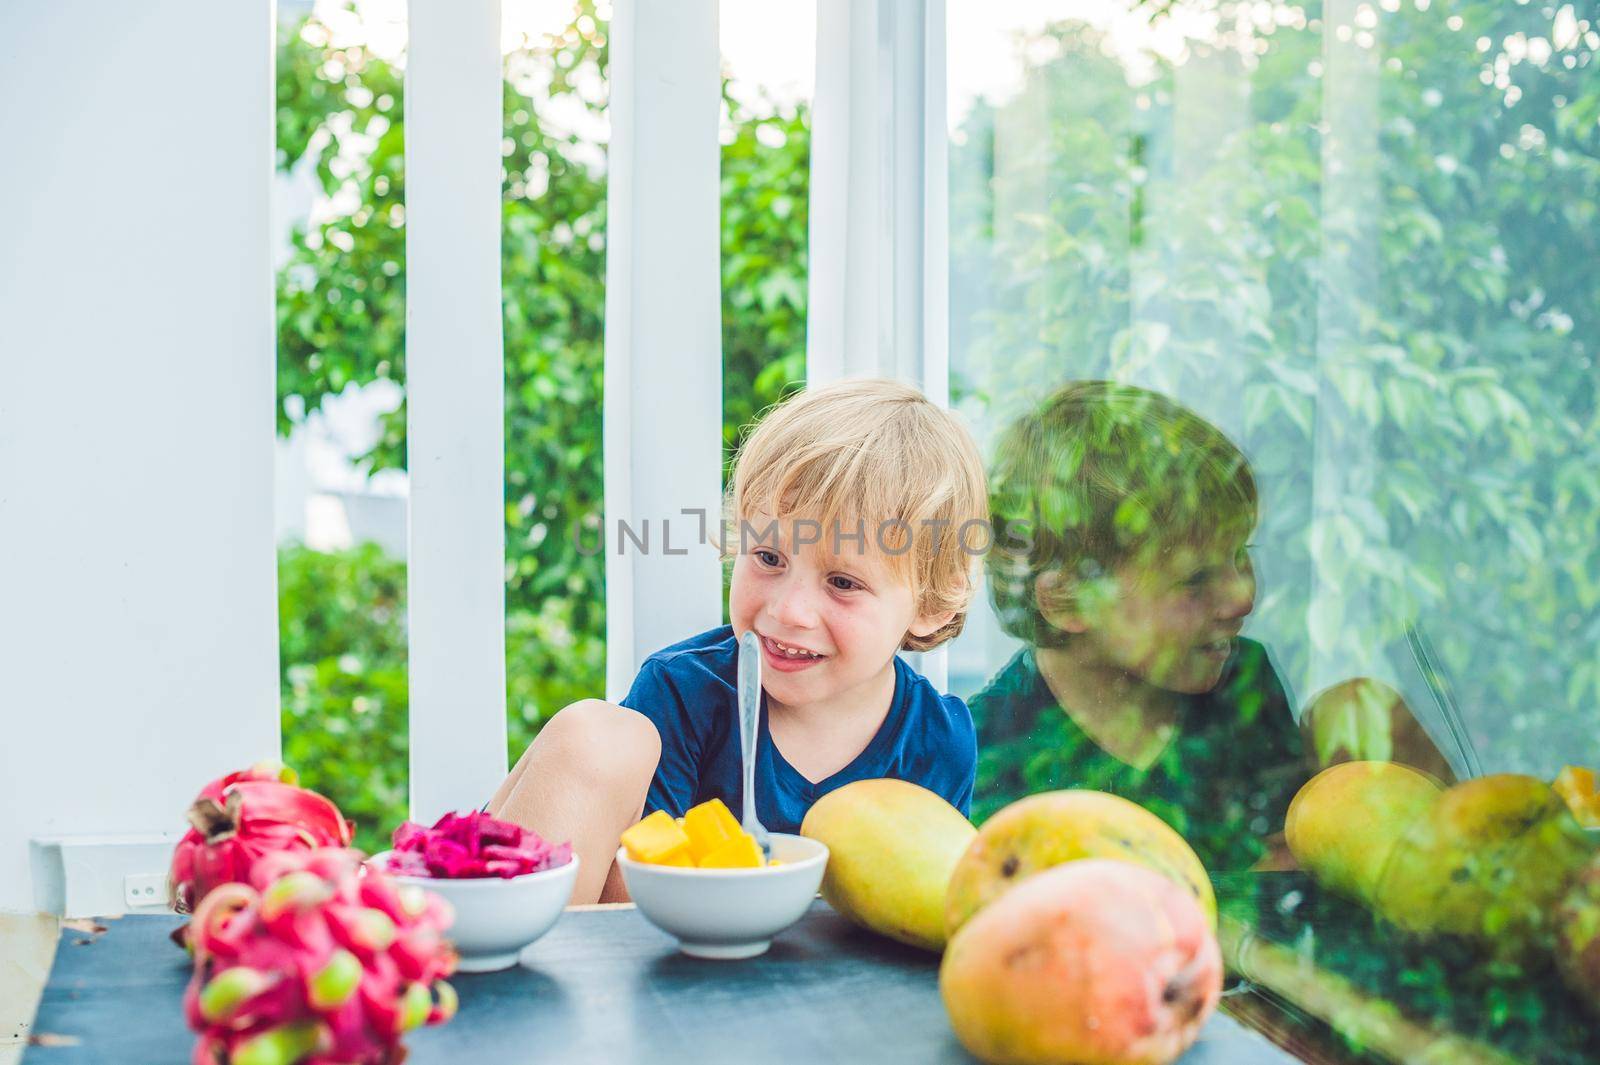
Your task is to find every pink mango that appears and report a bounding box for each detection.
[940,859,1221,1065]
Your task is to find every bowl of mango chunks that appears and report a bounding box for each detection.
[616,798,828,959]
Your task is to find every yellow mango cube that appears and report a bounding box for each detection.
[1555,764,1596,799]
[621,810,692,865]
[698,832,765,869]
[1555,765,1600,828]
[682,798,742,862]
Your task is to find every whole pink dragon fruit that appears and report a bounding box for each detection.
[184,848,457,1065]
[170,762,355,915]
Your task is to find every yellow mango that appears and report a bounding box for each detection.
[803,778,976,951]
[946,790,1210,938]
[621,810,692,865]
[683,798,742,861]
[1374,773,1594,959]
[1287,761,1443,907]
[699,833,765,869]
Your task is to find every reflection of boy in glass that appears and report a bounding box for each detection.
[970,381,1307,872]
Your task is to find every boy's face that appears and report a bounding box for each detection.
[728,514,952,711]
[1049,535,1256,694]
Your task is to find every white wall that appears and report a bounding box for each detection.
[0,1,279,913]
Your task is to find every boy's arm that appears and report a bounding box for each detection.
[618,660,702,817]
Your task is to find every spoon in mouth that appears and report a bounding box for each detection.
[737,629,772,859]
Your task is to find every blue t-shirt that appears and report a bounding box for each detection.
[620,625,976,833]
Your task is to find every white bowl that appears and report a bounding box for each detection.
[616,833,828,959]
[370,851,580,972]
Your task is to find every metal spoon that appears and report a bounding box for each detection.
[737,629,772,859]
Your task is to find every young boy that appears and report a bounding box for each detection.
[489,379,990,903]
[971,381,1307,872]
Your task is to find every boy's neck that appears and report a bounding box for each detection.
[764,659,899,785]
[1033,644,1180,770]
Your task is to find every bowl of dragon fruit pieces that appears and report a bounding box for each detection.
[372,811,577,972]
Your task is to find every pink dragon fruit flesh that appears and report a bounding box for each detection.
[380,811,571,880]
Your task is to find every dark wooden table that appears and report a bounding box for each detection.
[25,901,1299,1063]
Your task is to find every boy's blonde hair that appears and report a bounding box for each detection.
[723,378,989,651]
[987,380,1257,648]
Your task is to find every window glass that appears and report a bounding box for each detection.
[947,1,1600,1058]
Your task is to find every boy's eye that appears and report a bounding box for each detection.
[754,549,782,567]
[828,575,862,592]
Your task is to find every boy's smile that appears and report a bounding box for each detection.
[758,632,829,672]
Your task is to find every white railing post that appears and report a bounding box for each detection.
[922,0,949,410]
[808,0,951,689]
[405,0,509,821]
[603,0,725,699]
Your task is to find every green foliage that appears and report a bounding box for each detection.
[720,87,811,465]
[278,542,407,855]
[276,21,406,436]
[275,3,809,840]
[497,10,611,747]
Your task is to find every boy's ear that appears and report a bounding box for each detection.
[1035,570,1089,634]
[907,608,957,640]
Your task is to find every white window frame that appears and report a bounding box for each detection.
[809,0,951,689]
[405,0,509,821]
[601,0,726,699]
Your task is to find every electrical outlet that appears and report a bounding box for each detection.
[31,834,180,917]
[124,873,168,909]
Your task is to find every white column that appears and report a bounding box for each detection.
[405,0,509,821]
[808,0,951,688]
[0,0,277,915]
[603,0,725,699]
[809,0,941,385]
[921,0,950,409]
